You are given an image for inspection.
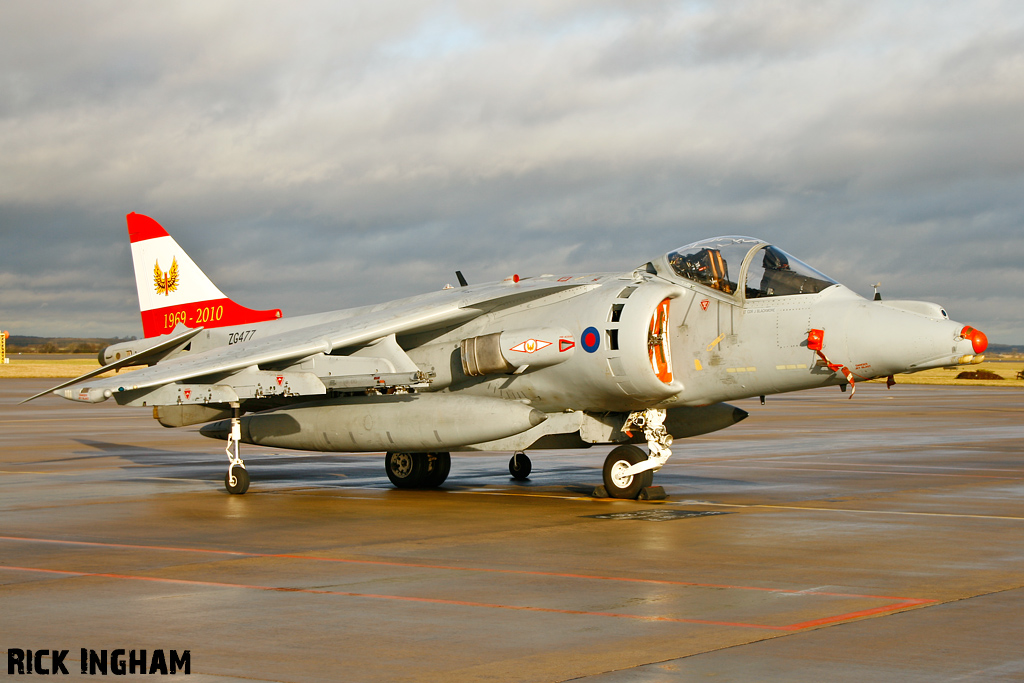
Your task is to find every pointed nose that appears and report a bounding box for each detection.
[823,300,985,376]
[960,326,988,354]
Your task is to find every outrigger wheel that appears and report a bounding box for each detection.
[386,452,451,489]
[509,451,532,480]
[223,403,250,495]
[602,445,654,499]
[224,466,250,495]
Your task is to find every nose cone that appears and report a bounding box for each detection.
[961,326,988,354]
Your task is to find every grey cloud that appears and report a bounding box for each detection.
[1,0,1022,341]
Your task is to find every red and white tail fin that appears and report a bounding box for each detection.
[127,213,282,338]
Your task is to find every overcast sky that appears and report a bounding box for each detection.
[1,1,1022,342]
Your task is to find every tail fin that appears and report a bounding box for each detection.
[127,213,282,338]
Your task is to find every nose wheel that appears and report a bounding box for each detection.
[602,445,653,499]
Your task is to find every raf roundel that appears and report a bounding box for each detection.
[581,326,600,353]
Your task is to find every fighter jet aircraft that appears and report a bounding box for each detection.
[28,213,990,499]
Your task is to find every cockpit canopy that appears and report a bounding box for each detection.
[662,236,836,299]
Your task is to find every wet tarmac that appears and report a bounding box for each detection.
[1,379,1022,682]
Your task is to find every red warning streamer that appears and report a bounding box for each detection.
[808,329,855,398]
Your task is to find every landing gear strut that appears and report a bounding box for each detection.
[509,451,532,480]
[224,403,249,495]
[601,408,674,499]
[385,452,451,489]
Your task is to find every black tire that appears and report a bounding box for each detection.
[424,452,451,488]
[386,451,427,488]
[224,467,250,495]
[602,445,653,499]
[509,452,532,480]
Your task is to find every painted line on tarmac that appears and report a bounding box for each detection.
[689,463,1024,481]
[674,500,1024,521]
[745,460,1024,474]
[0,534,927,601]
[0,564,927,632]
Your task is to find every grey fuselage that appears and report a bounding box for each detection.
[103,239,981,453]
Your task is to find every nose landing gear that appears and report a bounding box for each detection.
[601,408,674,499]
[602,445,653,499]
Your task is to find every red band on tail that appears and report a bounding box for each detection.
[141,298,282,338]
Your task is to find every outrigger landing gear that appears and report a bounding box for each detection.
[601,408,674,499]
[224,403,249,495]
[509,451,532,480]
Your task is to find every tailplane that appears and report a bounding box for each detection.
[127,213,282,338]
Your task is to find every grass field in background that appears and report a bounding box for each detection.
[871,359,1024,387]
[0,356,134,379]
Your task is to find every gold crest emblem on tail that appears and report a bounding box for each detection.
[154,257,179,296]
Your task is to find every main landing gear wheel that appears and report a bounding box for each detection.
[509,452,532,480]
[424,452,451,488]
[603,445,653,499]
[386,452,451,489]
[225,466,250,495]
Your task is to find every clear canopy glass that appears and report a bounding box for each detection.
[664,237,836,298]
[666,237,763,295]
[744,245,836,298]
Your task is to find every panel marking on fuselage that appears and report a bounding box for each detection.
[706,334,725,351]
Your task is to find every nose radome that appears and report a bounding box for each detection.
[961,326,988,354]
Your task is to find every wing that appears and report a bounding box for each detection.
[57,278,598,403]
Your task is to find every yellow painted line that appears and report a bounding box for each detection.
[694,359,703,371]
[706,334,725,351]
[452,490,609,503]
[676,500,1024,521]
